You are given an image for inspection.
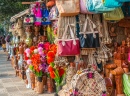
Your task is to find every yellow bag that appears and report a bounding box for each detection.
[56,0,80,16]
[103,7,124,21]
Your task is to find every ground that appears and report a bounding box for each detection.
[0,49,54,96]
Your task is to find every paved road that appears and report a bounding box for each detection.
[0,50,54,96]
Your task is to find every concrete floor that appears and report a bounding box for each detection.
[0,50,54,96]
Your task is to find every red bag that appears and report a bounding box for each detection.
[57,24,80,56]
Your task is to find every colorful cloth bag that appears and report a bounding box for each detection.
[49,6,59,20]
[79,16,100,48]
[41,3,51,25]
[57,24,80,56]
[103,7,124,20]
[87,0,115,13]
[33,2,42,26]
[104,0,123,8]
[56,0,80,16]
[23,14,35,25]
[116,0,130,2]
[80,0,93,14]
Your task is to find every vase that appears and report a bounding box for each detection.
[36,77,44,94]
[15,36,20,47]
[47,77,54,93]
[55,85,62,96]
[43,76,47,91]
[37,77,43,82]
[25,32,32,47]
[30,72,35,90]
[26,68,31,89]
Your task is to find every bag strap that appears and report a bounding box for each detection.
[80,16,97,38]
[62,24,75,39]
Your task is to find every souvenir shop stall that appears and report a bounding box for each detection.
[8,0,130,96]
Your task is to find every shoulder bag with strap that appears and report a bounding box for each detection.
[57,24,80,56]
[79,16,100,48]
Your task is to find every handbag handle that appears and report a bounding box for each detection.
[61,24,77,46]
[80,16,97,38]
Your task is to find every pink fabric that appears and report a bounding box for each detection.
[128,53,130,62]
[33,2,42,26]
[57,39,80,56]
[80,0,93,14]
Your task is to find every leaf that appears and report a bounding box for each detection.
[29,65,34,71]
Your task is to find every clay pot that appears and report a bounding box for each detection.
[114,60,122,67]
[70,62,75,67]
[47,77,54,93]
[37,77,43,82]
[115,75,124,95]
[19,45,24,54]
[30,72,35,90]
[111,67,124,75]
[36,78,44,94]
[43,76,47,86]
[46,0,55,7]
[42,36,47,41]
[34,26,40,32]
[105,64,117,69]
[25,26,32,33]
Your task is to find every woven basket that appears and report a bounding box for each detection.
[70,68,107,96]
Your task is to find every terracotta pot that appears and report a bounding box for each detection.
[46,0,55,7]
[43,76,47,85]
[42,36,47,41]
[47,77,54,93]
[114,60,122,67]
[30,72,35,90]
[36,79,44,94]
[105,64,117,69]
[115,75,124,95]
[123,68,129,73]
[111,67,124,75]
[70,62,75,67]
[34,26,40,32]
[37,77,43,82]
[19,45,24,54]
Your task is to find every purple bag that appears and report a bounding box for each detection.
[80,0,93,14]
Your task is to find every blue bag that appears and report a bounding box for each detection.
[104,0,123,8]
[41,3,51,25]
[87,0,115,13]
[116,0,130,2]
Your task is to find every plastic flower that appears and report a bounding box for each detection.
[34,49,38,54]
[24,52,28,60]
[48,66,54,72]
[25,48,30,54]
[38,47,43,52]
[27,59,32,65]
[50,71,55,79]
[47,51,55,58]
[38,43,44,48]
[47,57,54,64]
[59,68,65,77]
[44,42,50,51]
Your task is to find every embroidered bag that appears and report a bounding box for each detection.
[33,2,42,26]
[49,5,59,20]
[41,3,51,25]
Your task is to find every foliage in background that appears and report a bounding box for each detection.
[0,0,36,23]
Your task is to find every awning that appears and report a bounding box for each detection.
[10,9,29,22]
